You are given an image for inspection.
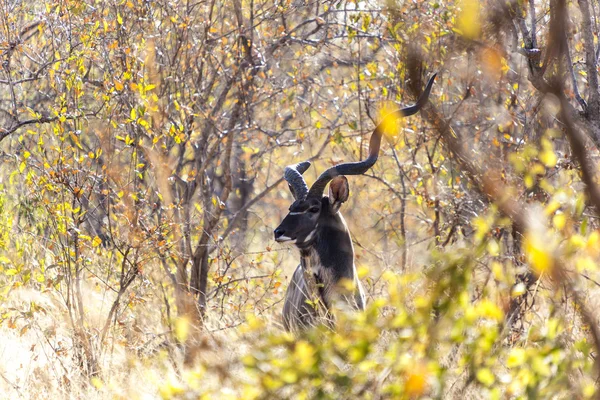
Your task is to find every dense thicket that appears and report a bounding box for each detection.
[1,0,599,398]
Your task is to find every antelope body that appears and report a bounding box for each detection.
[275,74,436,332]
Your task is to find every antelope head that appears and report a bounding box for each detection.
[274,74,437,246]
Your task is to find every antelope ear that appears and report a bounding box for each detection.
[329,176,349,212]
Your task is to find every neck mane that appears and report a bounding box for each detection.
[297,210,355,280]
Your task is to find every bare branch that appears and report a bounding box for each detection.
[578,0,600,112]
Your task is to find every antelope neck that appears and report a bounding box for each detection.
[296,211,355,281]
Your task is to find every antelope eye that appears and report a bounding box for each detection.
[309,207,319,213]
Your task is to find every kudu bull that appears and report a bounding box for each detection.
[275,74,436,332]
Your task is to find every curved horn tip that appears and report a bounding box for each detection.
[414,73,437,108]
[296,161,311,173]
[284,161,311,174]
[426,73,437,87]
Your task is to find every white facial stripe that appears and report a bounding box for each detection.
[289,211,307,215]
[304,230,316,241]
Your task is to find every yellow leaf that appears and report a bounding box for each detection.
[70,132,83,149]
[552,213,566,230]
[90,377,103,389]
[507,348,526,368]
[356,265,369,279]
[294,341,315,372]
[481,48,503,80]
[378,102,405,139]
[487,239,500,256]
[92,236,103,248]
[174,316,190,342]
[532,355,551,376]
[576,257,596,272]
[405,364,428,397]
[539,149,557,167]
[587,231,600,256]
[476,299,503,321]
[524,234,553,275]
[476,368,495,386]
[511,282,526,297]
[457,0,481,39]
[544,200,560,216]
